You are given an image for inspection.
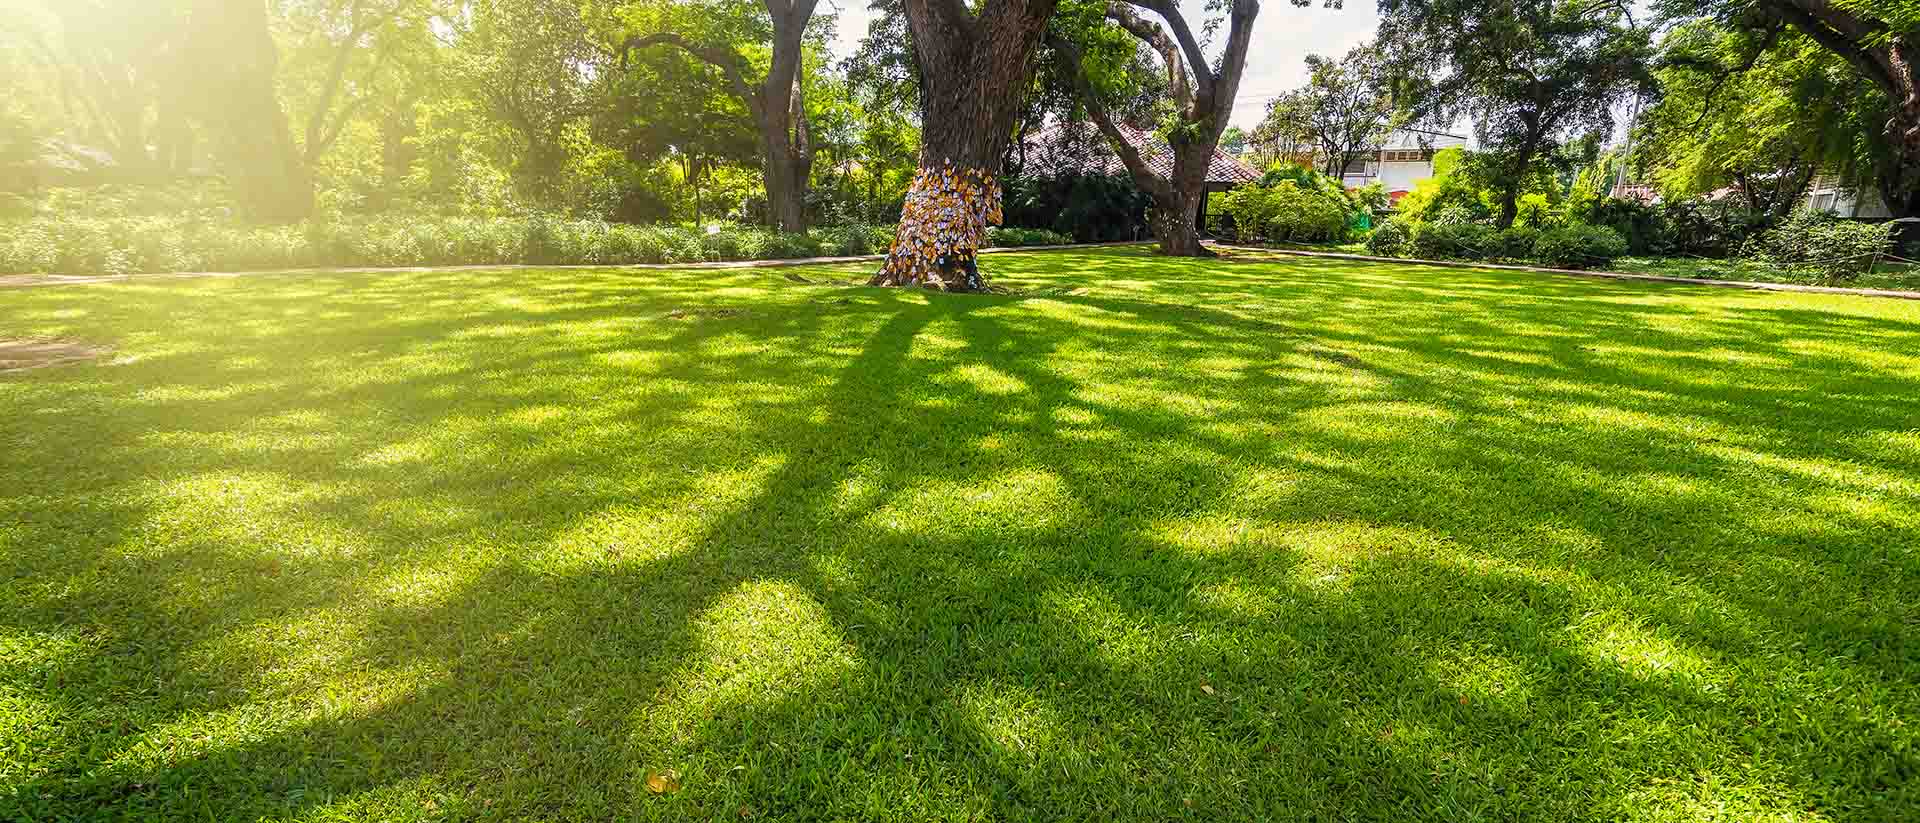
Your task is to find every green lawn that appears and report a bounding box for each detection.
[3,247,1918,821]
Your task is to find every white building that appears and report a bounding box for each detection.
[1336,129,1472,203]
[1804,173,1893,218]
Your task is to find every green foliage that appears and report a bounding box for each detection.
[1741,209,1895,283]
[1221,165,1367,246]
[1259,43,1399,178]
[0,213,817,274]
[1638,24,1874,217]
[1003,173,1153,243]
[1365,217,1412,256]
[985,227,1073,248]
[0,206,1084,275]
[1366,215,1626,269]
[1378,0,1654,226]
[1219,180,1352,245]
[1531,224,1629,269]
[1493,225,1541,259]
[1409,222,1497,260]
[1392,148,1493,223]
[1579,197,1769,258]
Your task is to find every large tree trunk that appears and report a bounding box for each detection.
[1052,0,1257,258]
[182,0,313,221]
[626,0,820,233]
[1877,102,1920,217]
[1154,192,1207,256]
[1155,142,1215,256]
[870,0,1060,291]
[1495,183,1521,229]
[760,73,813,232]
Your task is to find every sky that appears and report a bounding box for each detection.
[821,0,1386,131]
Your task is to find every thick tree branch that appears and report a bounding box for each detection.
[305,0,377,158]
[1208,0,1259,136]
[1049,34,1167,197]
[1105,2,1191,111]
[1120,0,1215,99]
[1769,0,1896,92]
[622,33,757,111]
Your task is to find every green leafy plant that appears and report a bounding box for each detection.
[1740,209,1894,283]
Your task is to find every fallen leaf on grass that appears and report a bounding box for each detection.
[1200,684,1216,696]
[646,769,682,795]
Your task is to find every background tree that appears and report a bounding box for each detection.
[1378,0,1654,228]
[1265,43,1398,179]
[181,0,314,219]
[448,0,602,205]
[868,0,1063,291]
[1055,0,1265,256]
[1638,21,1871,219]
[1660,0,1920,216]
[620,0,823,231]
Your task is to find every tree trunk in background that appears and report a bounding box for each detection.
[1878,99,1920,217]
[628,0,819,233]
[870,0,1060,291]
[182,0,313,221]
[1495,184,1520,229]
[1055,0,1259,258]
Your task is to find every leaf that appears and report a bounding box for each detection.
[645,769,682,795]
[1200,684,1216,696]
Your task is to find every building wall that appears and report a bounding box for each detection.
[1806,174,1893,218]
[1376,161,1430,194]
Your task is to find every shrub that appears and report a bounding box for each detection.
[1741,210,1894,283]
[0,209,1076,275]
[1410,222,1498,261]
[1365,218,1412,257]
[985,227,1071,247]
[1493,226,1541,260]
[1532,225,1628,269]
[1003,172,1152,242]
[1222,180,1352,245]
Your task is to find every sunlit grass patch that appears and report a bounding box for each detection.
[1,247,1917,820]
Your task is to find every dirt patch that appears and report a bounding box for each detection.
[0,339,111,373]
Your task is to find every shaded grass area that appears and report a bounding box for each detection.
[1614,255,1920,291]
[2,247,1918,821]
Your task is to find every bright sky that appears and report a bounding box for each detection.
[822,0,1384,130]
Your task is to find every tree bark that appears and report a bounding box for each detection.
[626,0,819,232]
[182,0,313,221]
[869,0,1061,291]
[1049,0,1258,257]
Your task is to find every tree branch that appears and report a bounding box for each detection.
[1049,34,1172,198]
[1105,2,1191,111]
[1119,0,1214,99]
[621,33,758,111]
[1769,0,1896,93]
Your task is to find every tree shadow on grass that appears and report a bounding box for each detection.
[0,251,1915,820]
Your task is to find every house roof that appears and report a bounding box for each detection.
[1016,122,1262,186]
[1378,129,1472,151]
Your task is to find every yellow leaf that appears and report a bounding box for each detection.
[1200,684,1216,696]
[645,769,682,795]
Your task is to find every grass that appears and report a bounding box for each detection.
[2,246,1918,821]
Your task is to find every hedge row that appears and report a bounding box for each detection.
[1365,220,1629,270]
[0,216,1073,276]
